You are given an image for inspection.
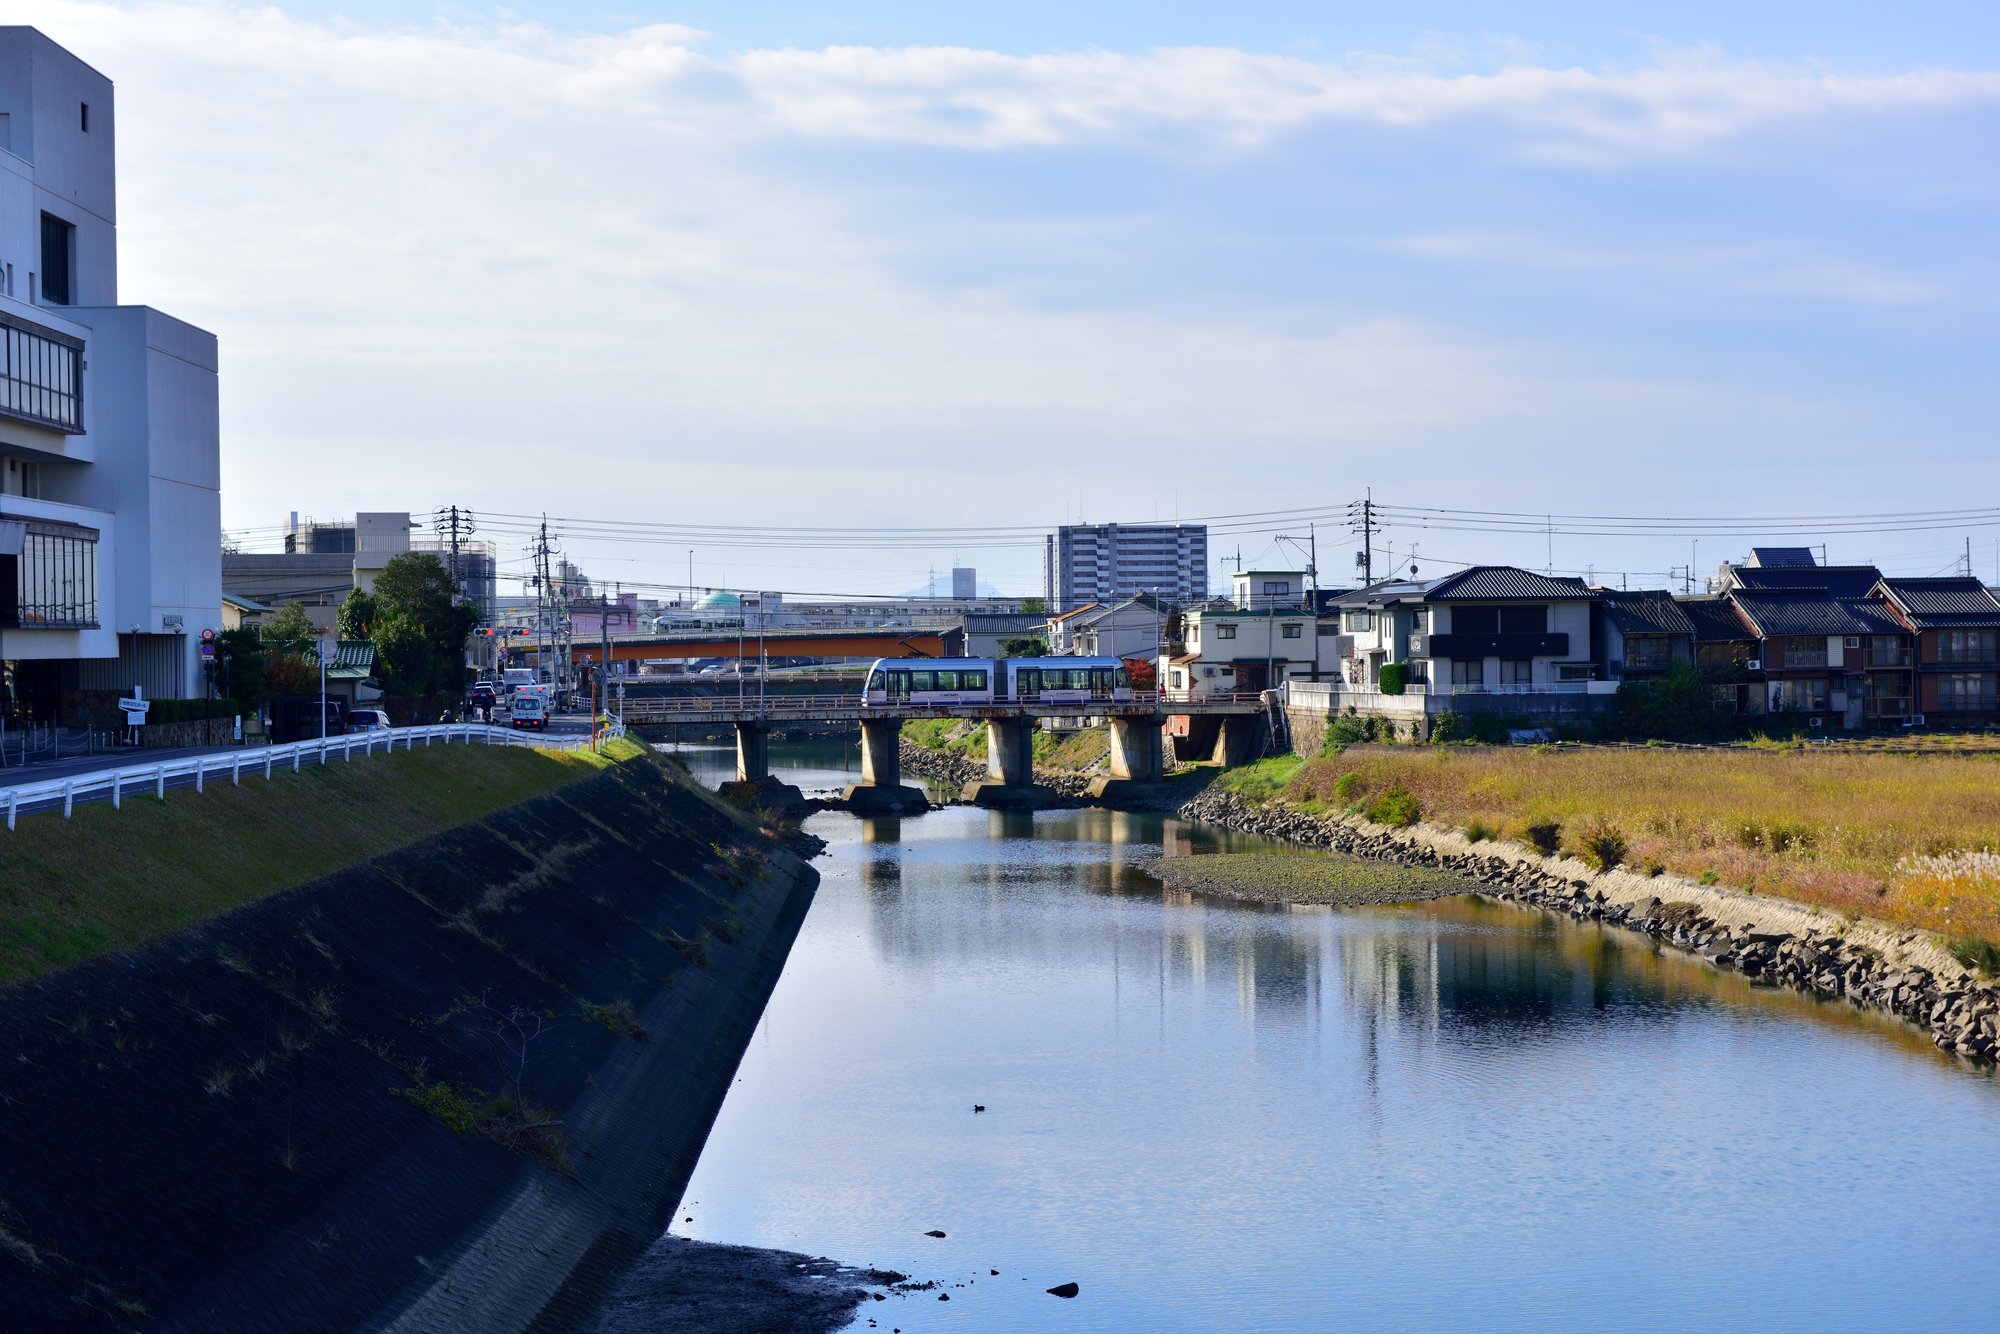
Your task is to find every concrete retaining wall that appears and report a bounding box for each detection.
[0,755,818,1332]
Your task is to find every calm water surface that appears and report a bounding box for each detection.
[661,744,2000,1331]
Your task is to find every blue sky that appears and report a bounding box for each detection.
[18,1,2000,595]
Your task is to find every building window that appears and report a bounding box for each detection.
[40,213,75,306]
[1867,635,1910,667]
[1500,659,1532,685]
[1450,659,1487,686]
[1780,636,1827,669]
[0,311,85,434]
[1281,623,1302,639]
[80,102,90,132]
[1216,624,1237,640]
[1769,676,1830,712]
[1625,636,1675,669]
[1411,608,1428,630]
[0,522,100,629]
[1938,673,1999,711]
[1344,610,1373,632]
[1938,630,1998,664]
[1499,605,1545,634]
[1262,580,1287,596]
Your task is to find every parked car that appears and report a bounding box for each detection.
[345,708,392,734]
[468,683,499,714]
[509,693,550,730]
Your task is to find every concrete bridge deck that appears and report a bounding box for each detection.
[670,693,1273,812]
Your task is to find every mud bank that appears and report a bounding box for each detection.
[0,754,818,1332]
[1176,789,2000,1063]
[1141,851,1468,907]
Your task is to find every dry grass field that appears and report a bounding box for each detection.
[1236,745,2000,961]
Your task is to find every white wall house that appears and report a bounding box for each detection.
[0,28,220,717]
[1169,571,1331,696]
[1069,593,1166,661]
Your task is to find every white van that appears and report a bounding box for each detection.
[508,693,549,730]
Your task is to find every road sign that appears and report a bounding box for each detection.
[200,642,215,658]
[200,627,215,643]
[117,697,150,714]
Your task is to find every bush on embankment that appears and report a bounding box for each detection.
[0,737,644,988]
[1251,746,2000,958]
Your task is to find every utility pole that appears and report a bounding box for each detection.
[598,593,611,742]
[1349,490,1375,584]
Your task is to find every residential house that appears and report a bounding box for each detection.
[1724,591,1907,729]
[1677,597,1763,715]
[1067,593,1167,661]
[1594,590,1695,681]
[1290,566,1613,735]
[1870,577,2000,724]
[1172,571,1324,696]
[1044,602,1100,656]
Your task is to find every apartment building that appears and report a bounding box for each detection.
[1043,522,1206,613]
[0,29,221,719]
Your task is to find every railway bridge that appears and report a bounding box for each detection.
[620,692,1272,810]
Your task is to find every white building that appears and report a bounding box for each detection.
[1168,571,1329,697]
[1043,522,1206,613]
[0,29,221,718]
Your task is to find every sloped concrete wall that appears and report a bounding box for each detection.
[0,755,817,1332]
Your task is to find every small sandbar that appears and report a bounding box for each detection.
[1140,852,1474,908]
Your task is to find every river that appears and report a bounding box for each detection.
[641,742,2000,1331]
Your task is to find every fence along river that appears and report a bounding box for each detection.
[636,742,2000,1331]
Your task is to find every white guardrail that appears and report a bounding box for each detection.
[2,722,624,831]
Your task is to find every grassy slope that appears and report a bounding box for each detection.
[1231,746,2000,957]
[0,737,646,988]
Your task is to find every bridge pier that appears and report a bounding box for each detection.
[735,722,771,783]
[962,717,1058,809]
[1213,714,1262,767]
[1088,713,1168,800]
[842,718,930,813]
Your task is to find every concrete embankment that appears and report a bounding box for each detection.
[897,739,1106,802]
[1175,789,2000,1064]
[0,753,818,1332]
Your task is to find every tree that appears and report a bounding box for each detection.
[262,602,319,658]
[216,627,270,712]
[337,588,379,640]
[1018,597,1048,616]
[371,618,437,697]
[368,553,478,695]
[1001,636,1048,658]
[1608,664,1731,741]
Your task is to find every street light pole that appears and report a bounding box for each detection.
[318,635,328,742]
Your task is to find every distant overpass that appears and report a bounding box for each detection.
[541,627,953,667]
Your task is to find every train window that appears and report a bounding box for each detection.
[1114,668,1130,687]
[963,669,988,690]
[911,670,936,691]
[935,670,960,690]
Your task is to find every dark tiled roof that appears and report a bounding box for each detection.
[1747,546,1818,568]
[1728,594,1903,638]
[1677,597,1755,641]
[1599,590,1695,635]
[1726,564,1883,598]
[1328,578,1429,609]
[1874,577,2000,628]
[1423,566,1593,601]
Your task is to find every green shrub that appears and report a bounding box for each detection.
[1699,868,1720,886]
[1364,788,1420,827]
[1332,772,1365,804]
[1576,822,1628,872]
[1464,819,1497,843]
[1377,662,1408,696]
[1522,820,1562,856]
[1429,710,1462,743]
[1947,936,2000,976]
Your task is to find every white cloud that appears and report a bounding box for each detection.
[7,2,1984,589]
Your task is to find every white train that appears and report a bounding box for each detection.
[862,656,1135,706]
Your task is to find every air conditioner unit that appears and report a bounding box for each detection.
[1909,713,1926,727]
[1745,659,1762,671]
[1808,716,1825,730]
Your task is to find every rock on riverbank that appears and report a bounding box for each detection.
[1176,789,2000,1064]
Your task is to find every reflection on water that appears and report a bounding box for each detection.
[667,748,2000,1332]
